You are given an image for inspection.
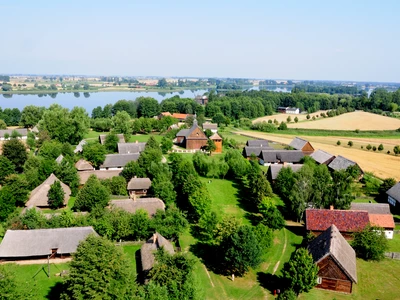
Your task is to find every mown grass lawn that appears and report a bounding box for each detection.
[387,232,400,252]
[121,244,141,274]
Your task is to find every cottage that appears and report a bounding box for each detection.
[209,132,223,153]
[267,164,303,181]
[260,150,304,166]
[140,233,174,280]
[305,208,369,239]
[175,120,208,150]
[246,139,270,147]
[289,137,314,154]
[127,177,151,198]
[386,182,400,207]
[171,113,191,122]
[308,224,357,294]
[78,170,122,185]
[74,140,87,153]
[118,142,146,154]
[99,153,140,170]
[110,198,165,217]
[328,155,363,176]
[310,150,336,165]
[0,128,28,140]
[25,174,71,208]
[203,123,218,133]
[75,159,94,171]
[99,134,125,145]
[0,227,97,261]
[243,146,274,158]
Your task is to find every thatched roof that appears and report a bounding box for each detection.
[110,198,165,216]
[25,174,71,208]
[99,134,125,145]
[246,139,270,147]
[100,153,140,168]
[74,140,87,153]
[0,227,97,258]
[118,142,146,154]
[386,182,400,202]
[140,233,174,272]
[55,154,64,164]
[0,128,28,138]
[127,178,151,190]
[78,170,122,185]
[308,224,357,283]
[75,159,94,171]
[268,164,304,180]
[350,203,391,215]
[203,123,218,130]
[289,137,312,151]
[328,155,358,172]
[260,150,304,163]
[310,150,335,165]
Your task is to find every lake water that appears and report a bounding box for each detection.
[0,86,291,112]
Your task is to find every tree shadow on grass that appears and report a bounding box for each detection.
[189,242,226,276]
[257,272,286,296]
[46,281,65,299]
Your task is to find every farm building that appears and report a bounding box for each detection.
[78,170,122,185]
[203,123,218,133]
[99,134,125,145]
[175,119,208,150]
[289,137,314,154]
[0,227,97,261]
[195,95,208,105]
[75,159,94,171]
[386,182,400,207]
[350,203,394,239]
[277,107,300,114]
[158,112,172,119]
[171,113,192,121]
[0,128,28,140]
[328,155,363,176]
[25,174,71,208]
[99,153,140,170]
[267,164,303,181]
[305,208,369,240]
[74,140,87,153]
[260,150,304,166]
[127,177,151,199]
[140,233,174,281]
[110,198,165,217]
[209,132,223,153]
[310,150,336,165]
[118,142,146,154]
[246,139,270,147]
[243,146,274,158]
[308,224,357,294]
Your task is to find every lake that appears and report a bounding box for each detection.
[0,86,291,112]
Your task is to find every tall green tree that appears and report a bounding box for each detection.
[82,143,106,168]
[19,105,45,128]
[2,138,27,172]
[0,156,15,185]
[74,175,110,212]
[112,111,132,140]
[352,225,388,261]
[152,205,189,240]
[47,181,65,209]
[137,97,160,118]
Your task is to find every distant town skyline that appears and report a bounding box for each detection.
[1,1,399,82]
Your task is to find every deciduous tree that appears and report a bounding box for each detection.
[47,181,65,209]
[352,225,388,261]
[74,175,110,212]
[2,138,27,172]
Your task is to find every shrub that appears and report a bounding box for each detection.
[347,141,353,147]
[336,140,341,146]
[361,145,364,149]
[306,114,310,120]
[372,146,377,151]
[378,144,384,151]
[355,129,360,133]
[366,144,372,151]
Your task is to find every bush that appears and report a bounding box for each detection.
[278,122,287,130]
[348,141,353,147]
[336,140,341,146]
[372,146,377,151]
[352,225,388,261]
[378,144,384,151]
[366,144,372,151]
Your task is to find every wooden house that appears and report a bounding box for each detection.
[0,129,28,140]
[99,153,140,170]
[175,120,208,150]
[267,164,303,182]
[308,224,357,294]
[328,155,364,178]
[260,150,304,166]
[78,170,122,185]
[209,132,223,153]
[246,139,270,147]
[203,123,218,133]
[0,227,97,261]
[75,159,94,171]
[118,141,146,154]
[110,198,165,217]
[289,137,314,154]
[310,150,336,165]
[386,182,400,207]
[305,208,369,240]
[127,177,151,199]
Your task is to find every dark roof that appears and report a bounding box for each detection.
[176,129,190,137]
[140,233,174,272]
[310,150,335,165]
[308,224,357,283]
[110,198,165,216]
[75,159,94,171]
[127,178,151,190]
[328,155,357,171]
[306,209,369,233]
[261,150,304,163]
[118,142,146,154]
[268,164,304,180]
[25,174,71,207]
[350,203,391,215]
[0,128,28,138]
[244,146,274,157]
[175,120,207,140]
[99,134,125,145]
[203,123,218,130]
[0,227,97,258]
[289,137,311,150]
[100,153,140,168]
[78,170,122,185]
[387,182,400,202]
[246,139,270,147]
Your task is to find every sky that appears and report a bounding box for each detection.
[1,0,399,82]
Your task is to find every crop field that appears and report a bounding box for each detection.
[235,130,400,180]
[252,111,326,124]
[287,111,400,130]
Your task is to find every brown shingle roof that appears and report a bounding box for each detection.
[369,214,395,229]
[25,174,71,208]
[118,142,146,154]
[127,178,151,190]
[140,233,174,272]
[308,224,357,283]
[110,198,165,216]
[305,209,369,233]
[75,159,94,171]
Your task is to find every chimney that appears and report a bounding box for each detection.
[153,233,157,244]
[330,205,334,210]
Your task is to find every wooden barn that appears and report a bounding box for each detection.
[175,119,208,150]
[209,132,223,153]
[308,224,357,294]
[310,149,336,165]
[289,137,314,154]
[328,155,364,178]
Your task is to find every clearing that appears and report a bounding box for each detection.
[253,111,326,124]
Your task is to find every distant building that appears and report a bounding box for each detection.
[99,134,125,145]
[158,112,172,120]
[75,159,94,171]
[259,150,304,166]
[74,140,87,154]
[202,123,218,133]
[328,155,363,178]
[246,139,270,147]
[118,142,146,154]
[171,113,192,122]
[127,177,151,199]
[267,164,303,182]
[277,107,300,114]
[195,95,208,105]
[0,129,28,140]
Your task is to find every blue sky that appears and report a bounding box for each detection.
[1,0,399,82]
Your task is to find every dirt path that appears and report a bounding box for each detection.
[272,229,287,275]
[203,265,215,288]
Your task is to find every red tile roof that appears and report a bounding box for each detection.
[369,214,395,229]
[306,209,369,233]
[172,113,189,120]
